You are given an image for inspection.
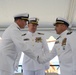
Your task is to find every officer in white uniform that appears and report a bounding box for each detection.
[37,17,76,75]
[22,17,50,75]
[0,13,37,75]
[13,51,21,72]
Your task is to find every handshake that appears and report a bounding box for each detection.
[24,48,51,64]
[37,52,51,64]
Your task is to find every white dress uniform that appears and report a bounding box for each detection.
[13,51,21,71]
[38,30,76,75]
[22,31,50,75]
[0,23,37,75]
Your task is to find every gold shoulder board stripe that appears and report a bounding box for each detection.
[38,33,44,35]
[22,33,26,36]
[67,32,72,35]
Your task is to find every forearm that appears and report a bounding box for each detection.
[37,52,56,64]
[23,49,38,61]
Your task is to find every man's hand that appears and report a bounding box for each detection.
[37,52,51,64]
[37,55,46,64]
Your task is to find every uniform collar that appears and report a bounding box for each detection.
[60,30,68,37]
[13,22,21,30]
[27,31,37,36]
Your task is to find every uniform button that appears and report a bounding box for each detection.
[58,48,60,50]
[58,54,60,56]
[32,45,34,46]
[32,39,34,41]
[60,61,61,63]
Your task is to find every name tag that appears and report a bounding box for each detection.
[55,41,59,44]
[23,38,29,41]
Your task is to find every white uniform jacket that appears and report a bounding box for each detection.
[38,30,76,75]
[0,23,37,73]
[13,51,21,71]
[22,31,50,71]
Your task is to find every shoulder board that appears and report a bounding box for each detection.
[56,36,61,40]
[17,27,20,30]
[38,33,44,35]
[67,32,72,35]
[22,33,26,36]
[55,41,59,44]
